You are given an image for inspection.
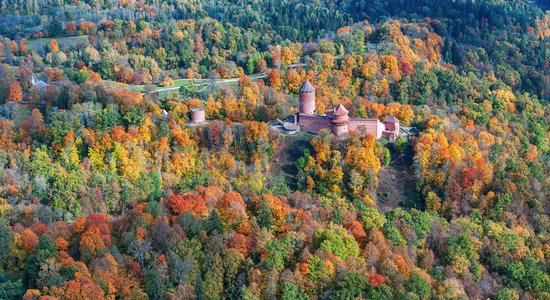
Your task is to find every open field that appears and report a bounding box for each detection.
[269,131,313,189]
[377,143,422,212]
[26,35,89,52]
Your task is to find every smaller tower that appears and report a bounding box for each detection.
[190,108,206,124]
[332,104,350,137]
[383,116,400,134]
[299,79,316,115]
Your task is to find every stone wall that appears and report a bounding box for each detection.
[298,114,332,133]
[349,118,383,139]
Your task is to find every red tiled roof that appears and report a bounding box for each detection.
[333,104,349,116]
[383,115,399,123]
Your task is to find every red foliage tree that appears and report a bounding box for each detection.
[45,68,64,81]
[64,272,106,300]
[165,195,193,215]
[80,226,106,261]
[166,194,207,217]
[20,229,39,254]
[85,214,112,247]
[184,194,207,216]
[368,273,385,287]
[65,22,77,35]
[217,192,247,223]
[229,233,250,254]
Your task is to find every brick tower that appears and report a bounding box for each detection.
[299,79,316,115]
[331,104,349,137]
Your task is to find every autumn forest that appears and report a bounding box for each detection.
[0,0,548,299]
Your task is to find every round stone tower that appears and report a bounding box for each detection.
[190,108,206,124]
[299,79,316,115]
[331,104,350,137]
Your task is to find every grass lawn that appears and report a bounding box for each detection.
[172,78,194,87]
[13,105,31,126]
[102,80,146,92]
[103,74,264,95]
[26,35,89,51]
[269,131,313,189]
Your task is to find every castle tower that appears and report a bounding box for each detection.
[383,115,400,140]
[383,116,400,134]
[191,108,206,124]
[299,79,316,115]
[331,104,350,137]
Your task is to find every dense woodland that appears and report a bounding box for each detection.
[0,0,548,299]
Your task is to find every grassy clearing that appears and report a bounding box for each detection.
[100,74,264,95]
[376,144,422,211]
[13,105,31,126]
[172,78,194,87]
[269,131,313,189]
[26,35,89,52]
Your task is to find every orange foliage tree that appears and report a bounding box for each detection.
[9,82,23,102]
[50,39,60,53]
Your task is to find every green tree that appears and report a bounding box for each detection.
[123,107,146,128]
[97,57,115,80]
[316,225,359,261]
[256,201,273,230]
[350,28,366,54]
[383,148,391,166]
[362,207,386,231]
[179,212,203,238]
[203,253,224,299]
[95,104,121,130]
[264,238,290,271]
[404,273,431,300]
[25,235,58,288]
[496,288,519,300]
[0,224,13,269]
[205,210,223,234]
[335,272,368,299]
[47,19,63,37]
[0,280,24,299]
[145,267,166,300]
[282,283,310,300]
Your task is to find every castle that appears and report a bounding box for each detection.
[295,79,400,139]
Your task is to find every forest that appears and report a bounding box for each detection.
[0,0,548,299]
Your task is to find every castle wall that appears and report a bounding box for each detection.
[349,118,383,139]
[382,131,397,140]
[298,114,332,133]
[396,122,400,135]
[299,115,385,138]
